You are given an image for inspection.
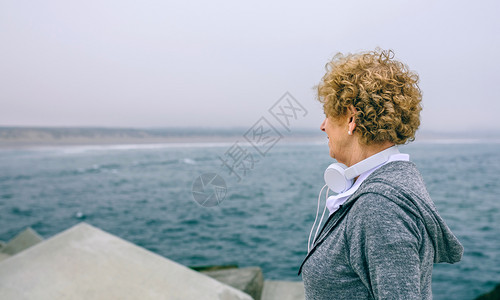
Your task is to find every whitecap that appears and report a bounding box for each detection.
[182,158,196,165]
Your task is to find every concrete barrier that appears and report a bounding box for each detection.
[0,227,43,255]
[261,280,305,300]
[0,222,252,300]
[202,266,264,300]
[0,252,10,263]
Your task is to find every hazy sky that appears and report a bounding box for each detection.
[1,0,499,132]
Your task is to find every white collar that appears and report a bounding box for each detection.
[326,153,410,215]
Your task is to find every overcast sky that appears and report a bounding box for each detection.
[1,0,499,132]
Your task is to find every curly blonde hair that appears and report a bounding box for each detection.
[317,49,422,145]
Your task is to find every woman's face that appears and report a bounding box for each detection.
[320,115,352,164]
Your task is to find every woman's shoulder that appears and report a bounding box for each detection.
[370,160,423,184]
[348,189,419,222]
[344,160,433,229]
[345,160,437,235]
[357,160,429,201]
[344,191,422,245]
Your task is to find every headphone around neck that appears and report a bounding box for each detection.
[324,146,400,194]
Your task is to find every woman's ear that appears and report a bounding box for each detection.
[348,105,357,134]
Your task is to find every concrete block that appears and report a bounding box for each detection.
[0,222,252,300]
[0,252,10,263]
[0,227,43,255]
[191,264,239,272]
[202,267,264,300]
[261,280,305,300]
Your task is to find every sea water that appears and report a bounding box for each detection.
[0,141,499,299]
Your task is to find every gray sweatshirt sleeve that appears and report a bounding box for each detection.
[345,193,423,299]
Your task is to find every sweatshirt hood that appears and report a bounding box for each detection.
[349,161,463,264]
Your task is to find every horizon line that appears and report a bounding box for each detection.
[1,125,500,135]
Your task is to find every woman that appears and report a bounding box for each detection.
[299,49,463,299]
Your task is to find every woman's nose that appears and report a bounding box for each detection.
[320,118,326,132]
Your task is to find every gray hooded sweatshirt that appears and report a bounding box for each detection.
[299,161,463,299]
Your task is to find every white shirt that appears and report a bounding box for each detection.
[326,152,410,215]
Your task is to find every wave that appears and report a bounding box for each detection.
[46,142,236,154]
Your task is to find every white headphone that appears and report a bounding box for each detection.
[324,146,400,194]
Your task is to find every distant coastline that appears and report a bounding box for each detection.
[0,126,325,149]
[0,126,499,149]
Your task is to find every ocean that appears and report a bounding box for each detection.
[0,140,499,299]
